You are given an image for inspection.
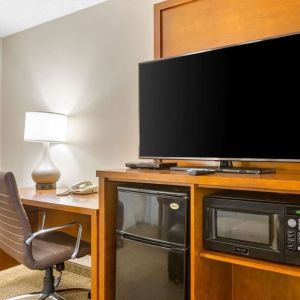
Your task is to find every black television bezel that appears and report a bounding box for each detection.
[138,31,300,163]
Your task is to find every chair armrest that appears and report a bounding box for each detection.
[25,221,83,259]
[26,210,46,230]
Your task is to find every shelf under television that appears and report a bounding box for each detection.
[200,250,300,277]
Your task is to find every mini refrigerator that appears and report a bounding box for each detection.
[115,186,189,300]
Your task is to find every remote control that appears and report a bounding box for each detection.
[188,169,216,176]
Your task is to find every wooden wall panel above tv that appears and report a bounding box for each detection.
[155,0,300,58]
[154,0,300,171]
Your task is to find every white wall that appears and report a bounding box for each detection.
[2,0,159,187]
[0,38,2,169]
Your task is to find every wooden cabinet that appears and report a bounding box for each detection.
[97,169,300,300]
[155,0,300,59]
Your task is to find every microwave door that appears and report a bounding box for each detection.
[207,208,281,246]
[204,198,285,263]
[216,210,272,245]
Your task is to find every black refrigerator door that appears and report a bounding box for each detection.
[117,187,189,246]
[115,235,188,300]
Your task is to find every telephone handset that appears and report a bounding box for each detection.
[57,181,98,196]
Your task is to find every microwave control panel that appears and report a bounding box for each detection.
[286,205,300,252]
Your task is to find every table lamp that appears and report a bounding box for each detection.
[24,112,68,190]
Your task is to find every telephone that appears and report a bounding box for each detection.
[57,181,99,196]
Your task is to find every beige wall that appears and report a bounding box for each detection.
[0,38,2,169]
[2,0,159,187]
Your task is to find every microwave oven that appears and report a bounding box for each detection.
[204,191,300,266]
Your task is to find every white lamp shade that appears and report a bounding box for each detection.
[24,112,67,142]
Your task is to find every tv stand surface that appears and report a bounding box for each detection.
[170,166,275,174]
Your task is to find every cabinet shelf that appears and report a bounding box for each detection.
[200,250,300,277]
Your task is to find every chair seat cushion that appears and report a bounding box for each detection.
[31,231,91,270]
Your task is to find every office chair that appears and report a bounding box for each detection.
[0,171,91,300]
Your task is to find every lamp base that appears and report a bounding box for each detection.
[36,183,56,190]
[32,142,61,190]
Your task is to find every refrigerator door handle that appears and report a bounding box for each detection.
[171,247,188,254]
[119,234,186,252]
[117,231,186,249]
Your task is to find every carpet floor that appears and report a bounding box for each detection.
[0,264,90,299]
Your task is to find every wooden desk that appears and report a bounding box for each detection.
[20,188,99,215]
[0,188,99,300]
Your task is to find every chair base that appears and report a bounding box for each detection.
[6,266,91,300]
[6,288,91,300]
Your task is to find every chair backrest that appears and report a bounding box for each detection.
[0,172,33,266]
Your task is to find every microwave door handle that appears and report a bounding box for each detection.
[205,207,215,240]
[271,214,279,251]
[269,213,274,249]
[208,207,216,239]
[212,208,216,239]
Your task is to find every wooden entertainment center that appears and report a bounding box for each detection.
[97,169,300,300]
[97,1,300,299]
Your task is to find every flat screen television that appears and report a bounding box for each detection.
[139,32,300,164]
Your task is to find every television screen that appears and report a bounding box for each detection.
[139,33,300,161]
